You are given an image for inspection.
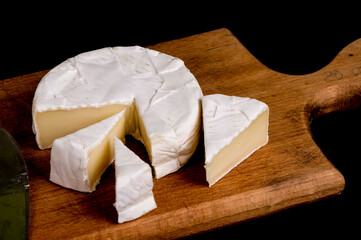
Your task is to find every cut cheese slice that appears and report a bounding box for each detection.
[202,94,269,187]
[32,46,203,178]
[50,111,127,192]
[113,137,156,223]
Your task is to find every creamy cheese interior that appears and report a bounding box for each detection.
[35,104,127,149]
[205,109,269,186]
[50,102,154,192]
[87,104,150,189]
[87,112,127,189]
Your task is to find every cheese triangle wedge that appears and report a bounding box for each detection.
[202,94,269,187]
[50,111,127,192]
[113,137,157,223]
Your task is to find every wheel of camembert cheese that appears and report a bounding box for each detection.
[32,46,203,184]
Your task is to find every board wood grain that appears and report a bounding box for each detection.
[1,28,358,239]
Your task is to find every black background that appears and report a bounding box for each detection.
[1,3,360,239]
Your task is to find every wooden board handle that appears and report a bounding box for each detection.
[304,82,361,125]
[303,38,361,127]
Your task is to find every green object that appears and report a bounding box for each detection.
[0,128,29,240]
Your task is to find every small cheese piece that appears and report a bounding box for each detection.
[113,137,157,223]
[50,111,127,192]
[202,94,269,187]
[32,46,203,179]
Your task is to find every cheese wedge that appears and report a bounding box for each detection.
[113,137,157,223]
[32,46,203,178]
[50,111,127,192]
[202,94,269,187]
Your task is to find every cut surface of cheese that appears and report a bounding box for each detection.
[33,46,203,178]
[113,137,156,223]
[50,111,127,192]
[202,94,269,187]
[35,104,128,149]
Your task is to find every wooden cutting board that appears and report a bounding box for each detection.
[2,28,359,239]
